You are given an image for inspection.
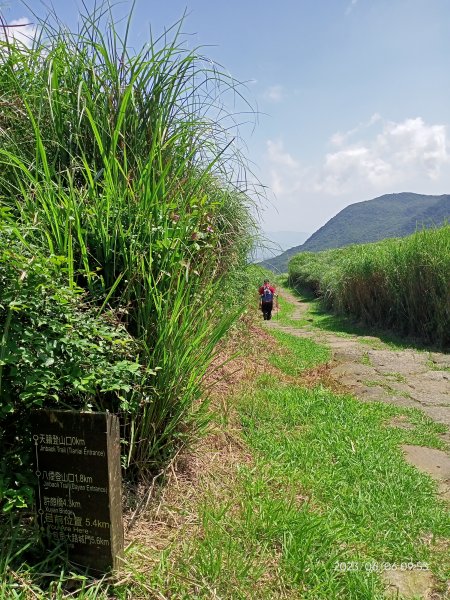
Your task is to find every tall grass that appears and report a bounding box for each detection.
[0,2,259,473]
[288,226,450,347]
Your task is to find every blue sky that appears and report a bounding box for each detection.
[4,0,450,234]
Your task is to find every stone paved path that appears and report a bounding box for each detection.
[267,288,450,504]
[268,288,450,597]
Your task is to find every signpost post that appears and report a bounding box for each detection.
[32,410,124,572]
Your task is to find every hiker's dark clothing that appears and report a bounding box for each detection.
[261,300,273,320]
[259,284,276,320]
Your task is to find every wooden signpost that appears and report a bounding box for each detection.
[32,410,124,572]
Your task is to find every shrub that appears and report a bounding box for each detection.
[0,226,148,512]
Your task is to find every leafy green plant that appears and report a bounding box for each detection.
[0,1,259,476]
[0,227,147,513]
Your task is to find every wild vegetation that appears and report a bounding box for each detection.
[0,0,258,517]
[288,225,450,347]
[2,3,449,598]
[68,299,447,599]
[123,286,450,599]
[0,226,144,514]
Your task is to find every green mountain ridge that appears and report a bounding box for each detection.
[260,192,450,273]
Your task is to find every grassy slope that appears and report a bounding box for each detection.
[288,226,450,347]
[3,292,449,598]
[118,296,449,599]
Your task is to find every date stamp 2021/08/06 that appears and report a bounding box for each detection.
[334,561,429,573]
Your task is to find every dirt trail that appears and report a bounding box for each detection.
[268,288,450,504]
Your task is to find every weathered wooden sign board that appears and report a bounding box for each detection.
[32,410,124,572]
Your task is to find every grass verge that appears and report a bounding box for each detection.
[111,318,450,598]
[280,277,434,351]
[268,330,331,377]
[5,301,449,598]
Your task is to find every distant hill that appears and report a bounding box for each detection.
[250,230,309,262]
[260,193,450,273]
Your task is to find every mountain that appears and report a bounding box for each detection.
[250,230,309,263]
[260,193,450,273]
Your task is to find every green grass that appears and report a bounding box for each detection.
[190,288,449,597]
[127,460,384,599]
[360,352,372,366]
[426,360,450,373]
[383,372,408,384]
[284,279,436,352]
[29,290,449,598]
[116,365,450,598]
[275,294,298,326]
[268,330,331,377]
[272,277,314,329]
[288,226,450,347]
[4,250,449,597]
[238,379,449,592]
[109,298,449,598]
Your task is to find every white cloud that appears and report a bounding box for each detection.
[346,0,359,15]
[319,116,449,194]
[263,84,285,103]
[378,118,447,178]
[330,113,381,147]
[264,115,450,200]
[318,146,392,193]
[266,139,298,169]
[0,18,37,48]
[265,139,314,199]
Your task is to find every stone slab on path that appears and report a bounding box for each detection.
[402,445,450,502]
[382,569,435,600]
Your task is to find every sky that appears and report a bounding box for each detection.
[3,0,450,235]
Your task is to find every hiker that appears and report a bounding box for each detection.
[259,279,277,320]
